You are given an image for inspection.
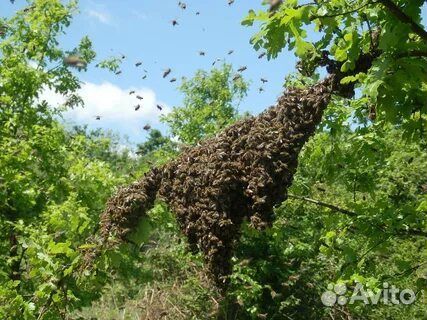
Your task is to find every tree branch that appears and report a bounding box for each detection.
[287,193,427,238]
[396,50,427,58]
[310,1,379,21]
[378,0,427,42]
[287,194,356,217]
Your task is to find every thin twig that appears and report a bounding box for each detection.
[310,1,379,21]
[396,50,427,58]
[287,193,427,238]
[287,194,356,216]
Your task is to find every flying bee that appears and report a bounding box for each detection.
[258,52,266,59]
[232,74,241,81]
[129,90,135,95]
[95,115,101,120]
[258,87,264,93]
[228,0,234,5]
[115,70,122,75]
[212,58,221,66]
[269,0,283,12]
[143,124,151,131]
[63,55,87,69]
[134,104,141,111]
[136,95,144,100]
[196,11,200,15]
[135,61,142,67]
[157,104,163,111]
[163,68,171,78]
[0,25,7,36]
[228,50,234,55]
[178,2,187,9]
[199,51,205,56]
[23,5,35,12]
[237,66,247,72]
[142,75,147,79]
[170,78,177,83]
[261,78,268,83]
[171,19,179,26]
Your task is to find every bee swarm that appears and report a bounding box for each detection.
[97,52,376,289]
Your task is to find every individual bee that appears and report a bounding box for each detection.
[163,68,171,78]
[269,0,283,12]
[368,105,376,120]
[199,51,205,56]
[115,70,122,75]
[258,52,266,59]
[0,25,7,36]
[136,95,144,100]
[228,0,234,5]
[196,11,200,15]
[157,104,163,111]
[135,61,142,67]
[142,75,147,80]
[237,66,247,72]
[143,124,151,131]
[95,115,101,120]
[129,90,135,95]
[170,78,177,83]
[23,5,35,12]
[63,55,87,69]
[228,50,234,55]
[171,19,179,26]
[232,74,241,81]
[212,58,221,66]
[178,2,187,9]
[258,87,264,93]
[261,78,268,83]
[134,104,141,111]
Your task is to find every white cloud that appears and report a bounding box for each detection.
[87,9,112,24]
[40,81,170,139]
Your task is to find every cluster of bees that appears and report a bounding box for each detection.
[98,74,337,287]
[93,32,378,288]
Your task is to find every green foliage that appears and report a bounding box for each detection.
[243,0,427,133]
[137,129,169,155]
[0,1,139,318]
[161,63,249,145]
[223,111,427,319]
[1,1,426,319]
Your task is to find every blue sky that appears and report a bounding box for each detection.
[2,1,427,146]
[2,0,299,146]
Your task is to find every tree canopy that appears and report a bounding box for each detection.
[0,0,426,319]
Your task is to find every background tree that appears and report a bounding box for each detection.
[161,63,249,145]
[0,1,137,319]
[243,0,427,137]
[1,0,426,319]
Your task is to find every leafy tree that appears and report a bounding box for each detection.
[225,106,427,319]
[161,63,249,145]
[136,129,172,156]
[243,0,427,137]
[221,1,427,318]
[0,1,135,319]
